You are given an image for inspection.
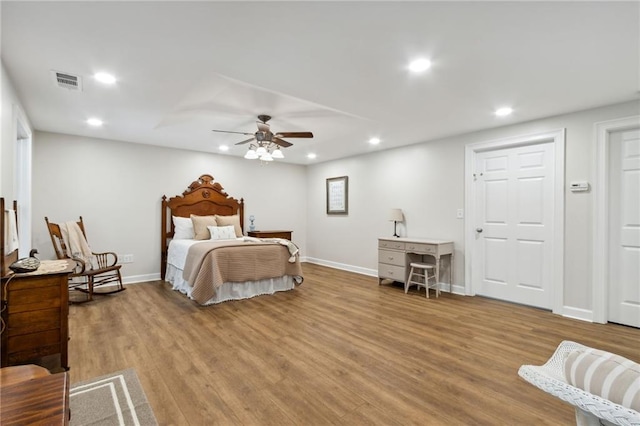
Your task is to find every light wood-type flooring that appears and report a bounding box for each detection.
[67,263,639,425]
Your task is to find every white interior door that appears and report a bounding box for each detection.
[608,128,640,327]
[473,142,555,309]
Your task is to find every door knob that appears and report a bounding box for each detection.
[476,228,483,233]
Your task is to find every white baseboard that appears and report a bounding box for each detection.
[303,257,466,296]
[119,261,468,295]
[304,257,377,277]
[442,282,466,296]
[121,272,161,285]
[562,306,595,323]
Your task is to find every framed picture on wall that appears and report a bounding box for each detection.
[326,176,348,215]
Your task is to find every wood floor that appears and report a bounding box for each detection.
[66,263,639,425]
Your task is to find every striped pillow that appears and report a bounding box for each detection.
[564,347,640,412]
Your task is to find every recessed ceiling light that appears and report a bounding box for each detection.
[94,72,116,84]
[86,118,103,126]
[408,58,431,73]
[495,107,513,117]
[307,153,317,160]
[219,145,229,152]
[369,137,381,145]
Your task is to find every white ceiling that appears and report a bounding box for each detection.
[2,1,638,165]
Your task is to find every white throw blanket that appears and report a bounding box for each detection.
[59,221,95,269]
[243,236,300,262]
[4,209,19,254]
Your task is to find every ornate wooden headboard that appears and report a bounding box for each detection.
[160,174,244,279]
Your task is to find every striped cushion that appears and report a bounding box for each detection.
[564,348,640,412]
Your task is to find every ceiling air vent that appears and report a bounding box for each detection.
[50,70,83,91]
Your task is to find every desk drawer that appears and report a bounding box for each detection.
[405,242,436,254]
[378,249,405,266]
[378,263,405,281]
[379,240,405,250]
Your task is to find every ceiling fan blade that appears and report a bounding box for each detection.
[235,137,255,145]
[272,137,293,148]
[212,130,254,136]
[275,132,313,138]
[257,121,270,132]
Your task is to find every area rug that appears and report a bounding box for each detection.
[69,368,158,426]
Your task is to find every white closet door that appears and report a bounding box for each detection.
[608,128,640,327]
[474,142,555,308]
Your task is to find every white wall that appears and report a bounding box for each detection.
[1,61,29,200]
[306,100,640,318]
[31,132,307,283]
[22,99,640,319]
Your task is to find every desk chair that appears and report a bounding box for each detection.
[406,262,438,298]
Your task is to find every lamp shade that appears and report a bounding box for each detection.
[388,208,404,222]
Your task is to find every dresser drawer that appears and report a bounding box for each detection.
[378,263,405,281]
[379,240,405,250]
[405,242,436,254]
[378,249,405,266]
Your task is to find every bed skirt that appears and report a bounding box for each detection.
[165,264,296,305]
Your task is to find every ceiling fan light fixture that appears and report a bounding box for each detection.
[271,148,284,159]
[244,148,259,159]
[215,114,313,162]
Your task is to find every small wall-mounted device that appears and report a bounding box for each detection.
[570,182,590,192]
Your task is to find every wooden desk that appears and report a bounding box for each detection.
[0,365,69,425]
[248,230,292,240]
[1,260,73,370]
[378,237,454,292]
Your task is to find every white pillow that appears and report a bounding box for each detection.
[172,216,194,240]
[208,225,237,241]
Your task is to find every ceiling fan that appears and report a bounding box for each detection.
[211,115,313,161]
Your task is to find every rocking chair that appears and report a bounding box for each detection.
[45,216,125,302]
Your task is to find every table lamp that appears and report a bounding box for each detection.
[388,208,404,238]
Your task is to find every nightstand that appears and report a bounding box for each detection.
[247,230,292,240]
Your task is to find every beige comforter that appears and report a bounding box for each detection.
[183,240,303,304]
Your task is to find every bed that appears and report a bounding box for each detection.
[161,174,303,305]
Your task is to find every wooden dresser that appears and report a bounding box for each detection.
[1,260,73,370]
[248,230,292,240]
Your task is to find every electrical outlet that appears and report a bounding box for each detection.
[456,209,464,219]
[120,254,134,264]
